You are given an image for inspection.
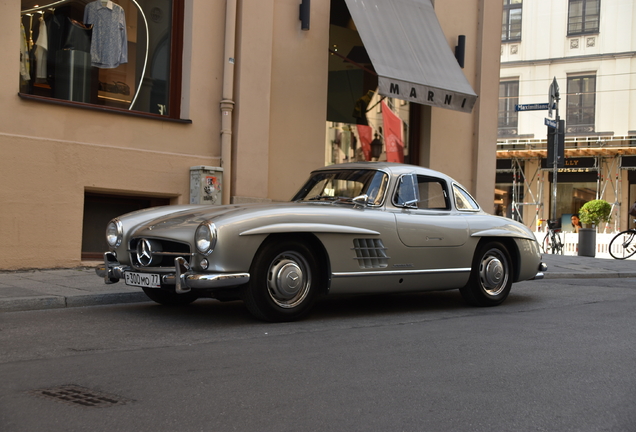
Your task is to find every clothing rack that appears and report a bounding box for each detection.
[21,0,75,15]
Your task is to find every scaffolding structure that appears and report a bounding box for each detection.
[496,135,636,232]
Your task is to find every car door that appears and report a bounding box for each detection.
[394,174,469,248]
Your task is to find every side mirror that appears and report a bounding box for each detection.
[352,194,369,208]
[397,174,419,208]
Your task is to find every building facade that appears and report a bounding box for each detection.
[498,0,636,233]
[2,0,502,270]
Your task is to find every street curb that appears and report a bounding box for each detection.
[0,292,150,313]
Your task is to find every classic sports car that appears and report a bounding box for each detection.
[96,162,546,322]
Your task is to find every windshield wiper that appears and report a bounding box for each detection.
[307,195,353,203]
[307,195,337,201]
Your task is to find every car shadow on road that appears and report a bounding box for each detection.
[115,289,538,325]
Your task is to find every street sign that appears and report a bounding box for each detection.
[515,103,550,111]
[548,77,559,118]
[545,118,557,128]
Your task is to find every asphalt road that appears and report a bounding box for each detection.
[1,277,635,432]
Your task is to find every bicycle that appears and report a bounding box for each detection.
[542,220,564,255]
[609,222,636,259]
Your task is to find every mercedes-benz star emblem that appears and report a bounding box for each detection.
[137,239,153,267]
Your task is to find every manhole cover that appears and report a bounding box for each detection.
[29,385,133,408]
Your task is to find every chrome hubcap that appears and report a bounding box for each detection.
[267,252,311,308]
[479,250,508,296]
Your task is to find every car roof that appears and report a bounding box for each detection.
[311,162,456,183]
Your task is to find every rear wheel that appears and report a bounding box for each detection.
[460,241,513,307]
[142,287,198,306]
[609,230,636,260]
[242,240,321,322]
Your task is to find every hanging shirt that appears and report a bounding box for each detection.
[34,16,48,80]
[20,22,30,81]
[83,0,128,68]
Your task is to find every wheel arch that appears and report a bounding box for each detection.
[251,232,332,295]
[473,236,521,282]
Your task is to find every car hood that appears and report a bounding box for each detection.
[128,202,300,239]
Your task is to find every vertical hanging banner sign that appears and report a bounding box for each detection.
[356,125,373,161]
[381,101,404,163]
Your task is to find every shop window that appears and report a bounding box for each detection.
[502,0,522,42]
[566,74,596,134]
[568,0,600,35]
[326,0,411,165]
[548,181,597,232]
[82,192,170,260]
[19,0,183,118]
[498,79,519,137]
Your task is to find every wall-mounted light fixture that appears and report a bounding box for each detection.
[455,35,466,68]
[299,0,310,31]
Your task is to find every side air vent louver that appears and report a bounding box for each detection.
[352,238,389,269]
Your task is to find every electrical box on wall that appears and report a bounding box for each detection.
[190,166,223,205]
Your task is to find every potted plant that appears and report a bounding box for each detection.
[577,199,612,257]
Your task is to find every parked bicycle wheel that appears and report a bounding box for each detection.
[609,230,636,259]
[542,231,564,255]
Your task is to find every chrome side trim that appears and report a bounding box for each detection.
[332,267,471,278]
[240,223,380,236]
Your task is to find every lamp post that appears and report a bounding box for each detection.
[549,78,560,225]
[371,133,383,160]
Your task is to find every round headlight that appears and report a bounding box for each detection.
[195,222,217,255]
[106,219,123,248]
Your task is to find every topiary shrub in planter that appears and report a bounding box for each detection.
[579,199,612,227]
[578,199,612,257]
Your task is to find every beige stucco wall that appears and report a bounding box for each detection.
[267,0,331,201]
[232,0,330,202]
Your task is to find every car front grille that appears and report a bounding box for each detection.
[129,237,192,270]
[352,238,389,269]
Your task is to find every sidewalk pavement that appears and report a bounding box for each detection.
[1,255,635,313]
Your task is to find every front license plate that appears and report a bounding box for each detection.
[124,271,161,288]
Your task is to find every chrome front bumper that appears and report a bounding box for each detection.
[95,252,250,293]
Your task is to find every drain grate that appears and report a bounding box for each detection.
[29,385,133,408]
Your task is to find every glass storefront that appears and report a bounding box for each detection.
[543,158,598,230]
[19,0,180,116]
[549,181,597,232]
[326,0,411,165]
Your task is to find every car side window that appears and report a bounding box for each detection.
[416,176,449,210]
[453,184,480,211]
[394,174,419,207]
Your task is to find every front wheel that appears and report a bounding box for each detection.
[242,240,322,322]
[142,287,198,306]
[460,242,513,307]
[609,230,636,260]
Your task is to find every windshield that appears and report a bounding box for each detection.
[292,169,389,206]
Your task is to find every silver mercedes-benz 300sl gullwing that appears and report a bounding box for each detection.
[96,162,546,322]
